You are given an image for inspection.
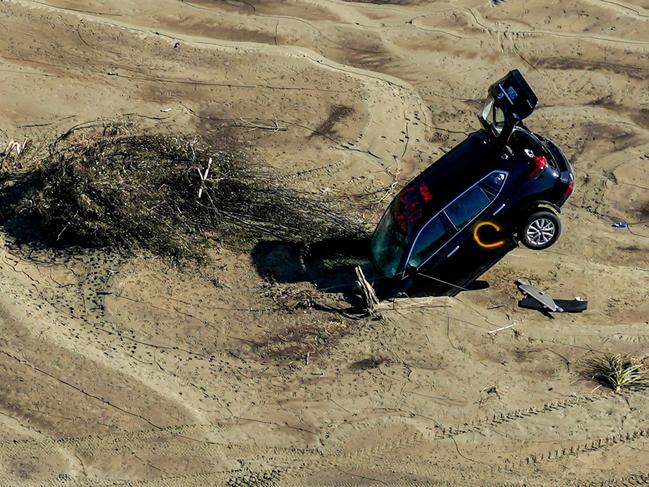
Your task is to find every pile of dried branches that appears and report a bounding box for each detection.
[7,122,366,260]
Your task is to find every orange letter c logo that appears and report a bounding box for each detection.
[473,221,506,249]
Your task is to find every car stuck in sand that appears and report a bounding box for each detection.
[371,70,575,296]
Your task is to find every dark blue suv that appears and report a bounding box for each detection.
[371,70,574,296]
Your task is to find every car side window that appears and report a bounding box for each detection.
[445,186,492,230]
[407,214,455,268]
[479,171,507,196]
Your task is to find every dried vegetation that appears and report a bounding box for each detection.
[1,121,366,262]
[254,318,353,363]
[581,354,648,393]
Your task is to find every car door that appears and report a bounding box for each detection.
[404,213,457,273]
[422,171,515,287]
[404,171,509,279]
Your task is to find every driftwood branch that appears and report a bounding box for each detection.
[234,118,287,132]
[355,266,380,317]
[197,157,212,199]
[1,139,29,158]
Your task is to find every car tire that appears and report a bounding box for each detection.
[520,210,561,250]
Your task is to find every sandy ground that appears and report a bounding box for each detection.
[0,0,649,485]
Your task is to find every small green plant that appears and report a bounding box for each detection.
[582,354,648,393]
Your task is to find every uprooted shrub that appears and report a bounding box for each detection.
[6,122,367,261]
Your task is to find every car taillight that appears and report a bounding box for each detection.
[565,180,574,198]
[530,155,547,178]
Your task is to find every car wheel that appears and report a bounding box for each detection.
[520,211,561,250]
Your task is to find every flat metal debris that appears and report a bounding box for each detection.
[515,279,587,314]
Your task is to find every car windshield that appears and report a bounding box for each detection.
[370,208,407,278]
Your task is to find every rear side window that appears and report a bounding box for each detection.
[479,171,507,196]
[445,186,492,229]
[407,214,455,268]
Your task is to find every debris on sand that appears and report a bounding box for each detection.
[582,354,648,393]
[3,121,366,262]
[516,279,588,314]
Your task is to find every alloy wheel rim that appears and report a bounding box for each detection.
[526,218,555,247]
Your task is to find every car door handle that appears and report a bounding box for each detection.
[493,203,506,216]
[447,245,460,257]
